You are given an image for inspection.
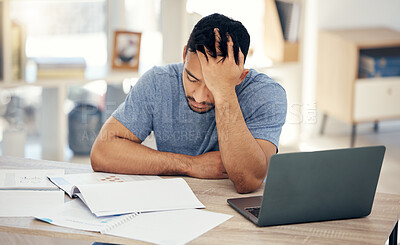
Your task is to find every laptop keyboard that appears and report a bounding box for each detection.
[245,207,261,218]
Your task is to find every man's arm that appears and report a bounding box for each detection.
[197,29,277,193]
[90,116,228,179]
[214,93,276,193]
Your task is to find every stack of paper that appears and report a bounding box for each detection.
[8,171,232,245]
[0,169,65,217]
[36,199,231,245]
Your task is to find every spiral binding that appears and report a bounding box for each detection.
[100,212,141,234]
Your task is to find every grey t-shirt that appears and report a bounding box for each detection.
[112,63,287,156]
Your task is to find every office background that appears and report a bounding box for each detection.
[0,0,399,213]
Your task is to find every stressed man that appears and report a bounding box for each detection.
[90,13,287,193]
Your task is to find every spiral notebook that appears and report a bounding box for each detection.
[36,199,231,245]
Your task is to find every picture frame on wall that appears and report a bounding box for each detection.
[112,31,142,71]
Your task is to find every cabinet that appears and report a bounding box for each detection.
[316,28,400,146]
[264,0,302,63]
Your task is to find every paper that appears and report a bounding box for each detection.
[0,190,64,217]
[35,199,232,245]
[104,209,232,245]
[76,178,205,216]
[0,169,64,190]
[48,172,160,197]
[35,199,129,232]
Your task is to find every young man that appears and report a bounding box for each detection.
[91,13,287,193]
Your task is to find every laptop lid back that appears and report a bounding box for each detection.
[257,146,385,227]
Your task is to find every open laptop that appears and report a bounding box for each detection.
[227,145,386,227]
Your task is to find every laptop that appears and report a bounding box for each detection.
[227,145,386,227]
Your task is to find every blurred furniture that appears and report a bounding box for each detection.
[264,0,302,63]
[1,156,400,244]
[317,28,400,147]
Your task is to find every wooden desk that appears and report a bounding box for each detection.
[0,156,399,244]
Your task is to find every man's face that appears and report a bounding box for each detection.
[182,49,215,114]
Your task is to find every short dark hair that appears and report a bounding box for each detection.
[186,13,250,64]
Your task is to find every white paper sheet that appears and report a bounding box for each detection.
[0,169,64,190]
[104,209,232,245]
[35,199,232,245]
[0,190,65,217]
[76,178,205,216]
[35,199,127,232]
[48,172,161,197]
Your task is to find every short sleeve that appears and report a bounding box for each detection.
[112,68,157,141]
[239,77,287,150]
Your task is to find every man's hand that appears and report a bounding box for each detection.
[196,28,245,100]
[188,151,228,179]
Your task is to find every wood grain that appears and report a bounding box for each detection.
[0,156,399,244]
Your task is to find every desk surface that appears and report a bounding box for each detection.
[0,156,399,244]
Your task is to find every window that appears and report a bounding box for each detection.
[10,0,108,78]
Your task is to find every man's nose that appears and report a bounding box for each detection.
[193,84,210,103]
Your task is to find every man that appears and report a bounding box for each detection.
[91,13,287,193]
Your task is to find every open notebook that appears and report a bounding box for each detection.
[49,174,205,216]
[36,199,231,245]
[48,172,160,198]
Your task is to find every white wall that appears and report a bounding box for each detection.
[318,0,400,30]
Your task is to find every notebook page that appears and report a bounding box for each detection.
[104,209,232,245]
[35,199,133,232]
[48,172,161,197]
[76,178,205,216]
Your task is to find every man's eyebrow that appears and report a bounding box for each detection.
[185,68,201,81]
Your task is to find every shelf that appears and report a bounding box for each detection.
[355,76,400,84]
[0,71,140,89]
[323,28,400,49]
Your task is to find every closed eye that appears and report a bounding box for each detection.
[185,68,201,83]
[187,74,199,83]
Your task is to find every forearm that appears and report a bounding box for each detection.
[215,91,267,193]
[90,134,191,176]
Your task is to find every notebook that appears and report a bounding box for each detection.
[228,146,386,227]
[48,172,160,197]
[36,199,231,245]
[49,176,205,216]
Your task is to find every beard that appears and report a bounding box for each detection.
[185,96,215,114]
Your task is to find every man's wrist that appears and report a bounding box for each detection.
[213,87,237,106]
[178,153,195,176]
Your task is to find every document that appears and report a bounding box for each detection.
[36,199,232,245]
[0,190,64,217]
[76,178,204,216]
[48,172,160,197]
[0,169,64,190]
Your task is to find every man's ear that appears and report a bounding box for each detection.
[183,45,187,63]
[237,69,250,85]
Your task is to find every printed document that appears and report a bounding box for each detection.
[0,169,64,190]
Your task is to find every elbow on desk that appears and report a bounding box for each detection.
[231,174,264,194]
[90,142,107,172]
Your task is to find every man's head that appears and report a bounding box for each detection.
[182,13,250,114]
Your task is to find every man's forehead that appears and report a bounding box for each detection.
[185,52,203,75]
